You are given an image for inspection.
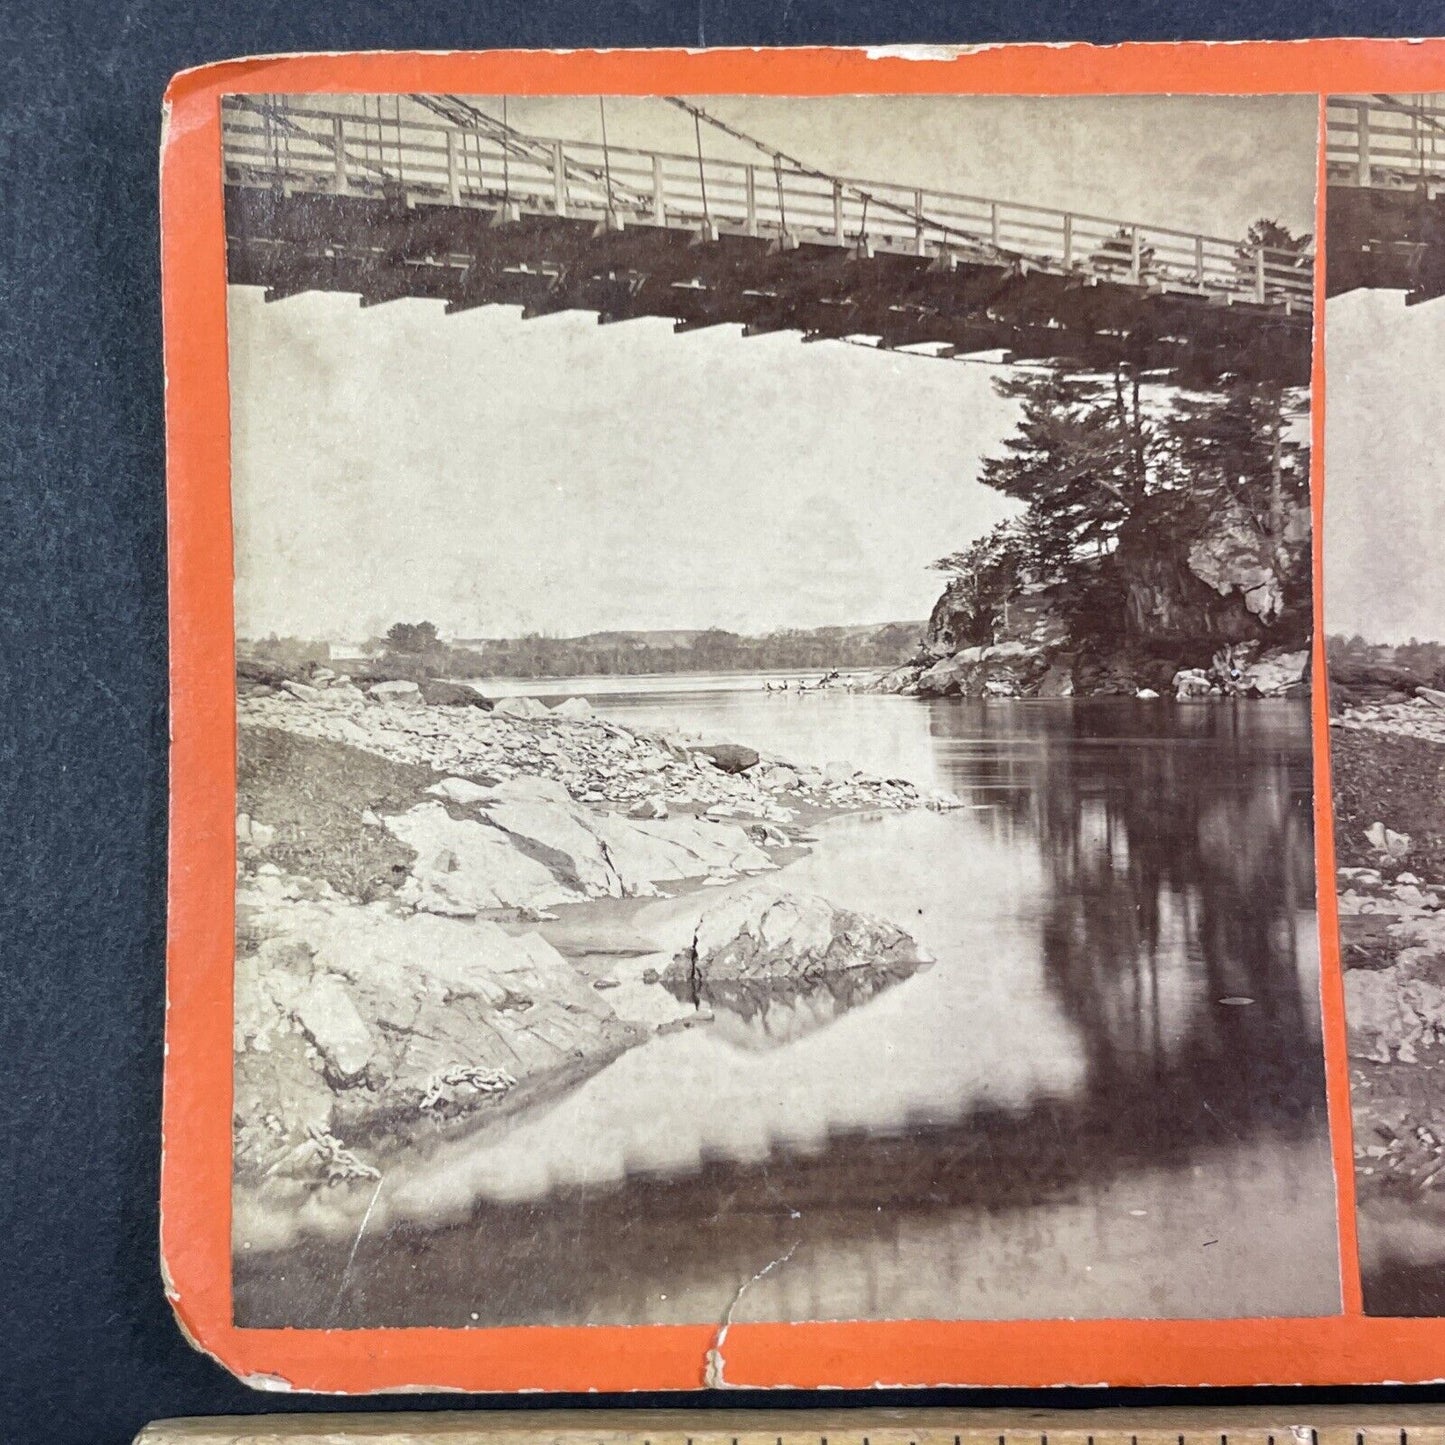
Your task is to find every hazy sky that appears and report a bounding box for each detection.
[1326,289,1445,644]
[229,93,1317,642]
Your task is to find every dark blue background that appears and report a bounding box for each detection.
[4,4,1445,1442]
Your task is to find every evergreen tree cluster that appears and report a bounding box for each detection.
[933,362,1311,652]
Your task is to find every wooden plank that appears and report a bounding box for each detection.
[131,1408,1445,1445]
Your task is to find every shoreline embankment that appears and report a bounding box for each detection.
[231,669,954,1246]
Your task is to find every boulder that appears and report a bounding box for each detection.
[552,696,594,721]
[480,795,632,897]
[490,776,573,805]
[1365,821,1412,861]
[757,764,800,792]
[662,884,930,992]
[823,760,856,783]
[690,742,760,774]
[494,695,549,720]
[630,797,669,819]
[1036,663,1075,698]
[1136,688,1160,700]
[1419,686,1445,709]
[419,678,493,708]
[1173,667,1214,700]
[871,663,923,695]
[386,782,774,915]
[915,654,973,696]
[595,813,773,888]
[1239,648,1309,697]
[281,680,329,704]
[368,679,422,704]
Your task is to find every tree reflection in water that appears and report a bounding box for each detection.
[928,698,1323,1148]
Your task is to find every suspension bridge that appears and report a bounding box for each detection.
[1326,93,1445,302]
[221,94,1314,384]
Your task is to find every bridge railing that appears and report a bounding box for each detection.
[221,96,1313,313]
[1328,93,1445,193]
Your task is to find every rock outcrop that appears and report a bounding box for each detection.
[386,774,777,915]
[896,498,1312,701]
[661,884,930,1000]
[234,876,640,1183]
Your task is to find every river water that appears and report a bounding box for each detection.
[238,679,1341,1327]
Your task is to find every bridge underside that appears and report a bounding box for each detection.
[1326,185,1445,302]
[226,188,1312,387]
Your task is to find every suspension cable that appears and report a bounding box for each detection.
[232,95,393,185]
[663,95,993,254]
[502,95,510,202]
[693,109,710,228]
[599,95,615,214]
[411,93,649,211]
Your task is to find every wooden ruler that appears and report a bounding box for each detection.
[132,1409,1445,1445]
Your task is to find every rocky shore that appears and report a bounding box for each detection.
[232,672,951,1230]
[872,638,1310,701]
[1332,690,1445,1239]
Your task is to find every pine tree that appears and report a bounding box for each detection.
[978,364,1154,572]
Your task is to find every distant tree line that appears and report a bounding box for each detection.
[1328,633,1445,687]
[367,619,922,680]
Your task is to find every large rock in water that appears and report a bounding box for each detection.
[1239,648,1309,697]
[914,644,1048,699]
[661,884,930,992]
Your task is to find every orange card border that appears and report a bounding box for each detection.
[161,39,1442,1392]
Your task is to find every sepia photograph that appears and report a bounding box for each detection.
[221,90,1337,1331]
[1326,93,1445,1316]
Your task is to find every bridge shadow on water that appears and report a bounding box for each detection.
[236,700,1336,1328]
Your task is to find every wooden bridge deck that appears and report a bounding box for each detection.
[221,95,1314,383]
[1326,94,1445,301]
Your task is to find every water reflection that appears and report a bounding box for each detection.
[235,697,1338,1328]
[663,962,930,1051]
[929,702,1322,1145]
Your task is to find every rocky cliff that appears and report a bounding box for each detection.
[881,500,1312,701]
